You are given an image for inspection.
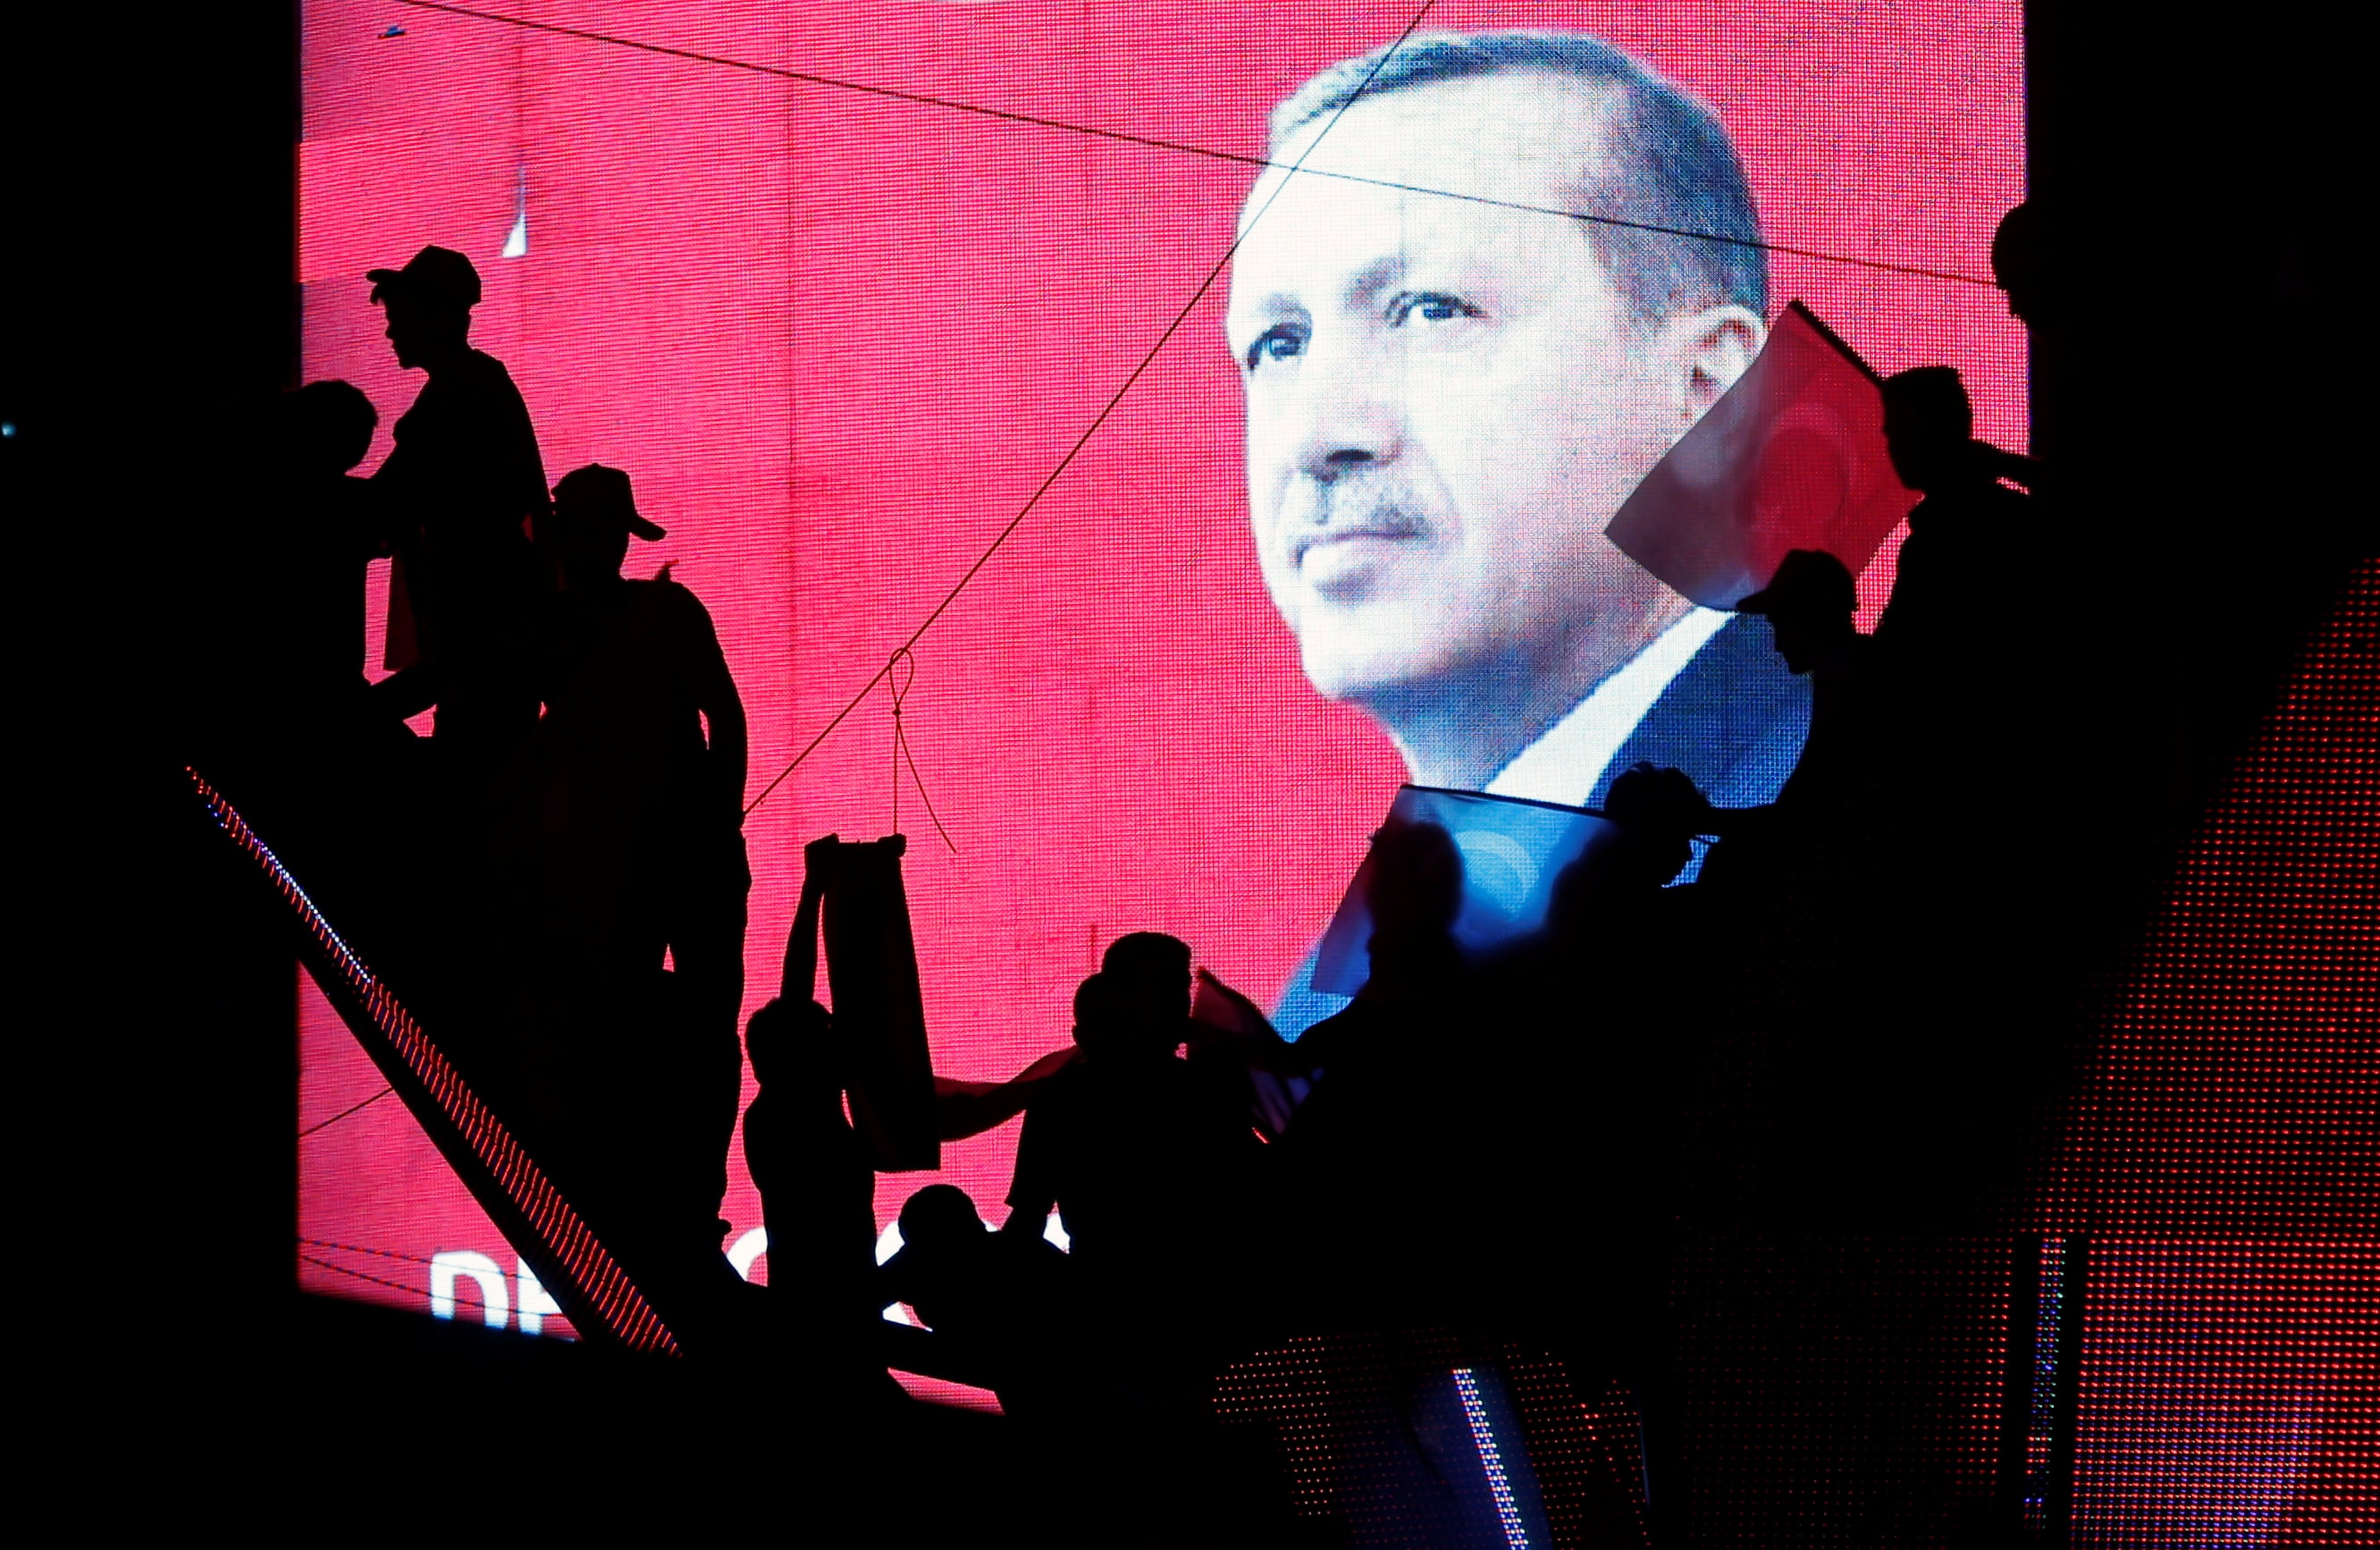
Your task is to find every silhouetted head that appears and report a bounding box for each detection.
[1737,549,1859,675]
[1072,970,1122,1056]
[367,246,480,371]
[1601,762,1711,890]
[1880,366,1976,494]
[1101,931,1193,1049]
[282,380,377,479]
[897,1184,988,1256]
[546,464,665,588]
[745,997,835,1096]
[1366,820,1465,955]
[1989,202,2045,327]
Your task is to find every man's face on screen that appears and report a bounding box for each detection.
[1227,74,1685,716]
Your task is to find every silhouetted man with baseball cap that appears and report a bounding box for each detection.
[534,464,752,1242]
[1700,549,1896,890]
[366,244,548,764]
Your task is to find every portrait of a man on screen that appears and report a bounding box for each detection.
[1227,32,1813,1030]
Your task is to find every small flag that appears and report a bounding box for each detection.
[1311,786,1619,996]
[1606,300,1916,610]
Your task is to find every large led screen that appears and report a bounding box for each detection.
[294,0,2026,1376]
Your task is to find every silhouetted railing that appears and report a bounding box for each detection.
[190,765,678,1354]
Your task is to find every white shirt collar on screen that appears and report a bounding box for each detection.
[1483,605,1734,807]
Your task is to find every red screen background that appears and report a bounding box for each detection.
[294,0,2027,1388]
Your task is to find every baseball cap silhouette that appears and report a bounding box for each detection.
[366,245,483,311]
[551,464,667,541]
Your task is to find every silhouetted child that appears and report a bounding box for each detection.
[221,381,406,836]
[744,997,879,1360]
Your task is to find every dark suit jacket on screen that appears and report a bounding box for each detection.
[1270,612,1811,1038]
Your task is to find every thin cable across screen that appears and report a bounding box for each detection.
[296,0,2027,1410]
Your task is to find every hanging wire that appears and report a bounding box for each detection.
[298,1084,396,1139]
[374,0,2000,816]
[737,1,1442,818]
[300,1236,450,1267]
[886,647,958,852]
[387,0,1995,287]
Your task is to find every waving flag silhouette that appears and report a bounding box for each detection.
[1607,300,1917,610]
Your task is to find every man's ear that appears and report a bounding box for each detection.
[1659,303,1766,441]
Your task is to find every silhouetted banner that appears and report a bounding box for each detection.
[1312,788,1618,996]
[1607,301,1917,610]
[786,835,940,1173]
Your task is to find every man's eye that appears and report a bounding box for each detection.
[1389,292,1476,325]
[1245,325,1307,371]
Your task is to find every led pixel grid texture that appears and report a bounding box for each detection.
[2048,561,2379,1544]
[294,0,2024,1352]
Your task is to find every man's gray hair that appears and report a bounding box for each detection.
[1270,30,1768,324]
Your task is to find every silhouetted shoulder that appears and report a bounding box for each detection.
[1600,613,1813,812]
[455,347,529,400]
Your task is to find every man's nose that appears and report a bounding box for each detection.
[1288,338,1401,481]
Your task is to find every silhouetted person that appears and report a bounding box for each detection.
[1102,929,1274,1142]
[1697,551,1897,893]
[366,245,547,761]
[1403,764,1720,1514]
[1873,366,2034,661]
[210,380,414,854]
[879,1184,1081,1421]
[1547,761,1711,931]
[744,997,892,1390]
[268,380,385,700]
[1005,956,1258,1281]
[537,463,751,1023]
[1004,949,1264,1406]
[526,466,750,1265]
[1990,199,2048,330]
[1276,821,1487,1327]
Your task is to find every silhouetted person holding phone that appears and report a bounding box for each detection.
[1871,371,2039,824]
[366,245,547,762]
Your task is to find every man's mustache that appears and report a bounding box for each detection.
[1280,471,1434,558]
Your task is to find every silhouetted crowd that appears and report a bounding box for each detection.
[232,210,2072,1541]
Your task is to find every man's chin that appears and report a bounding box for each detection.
[1296,638,1441,714]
